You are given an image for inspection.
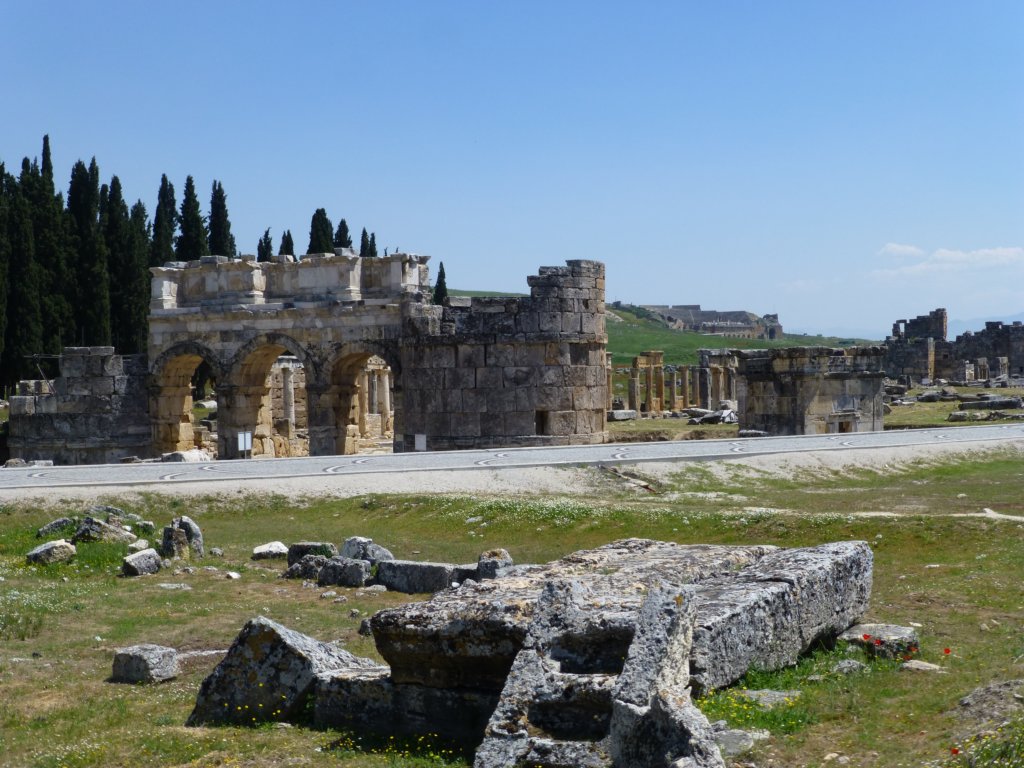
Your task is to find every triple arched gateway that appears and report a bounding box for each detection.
[148,252,609,459]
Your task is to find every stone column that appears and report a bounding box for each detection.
[628,371,640,412]
[368,371,379,415]
[357,370,369,437]
[667,373,677,412]
[305,382,336,457]
[282,365,296,430]
[644,364,654,413]
[379,369,393,434]
[679,366,690,408]
[654,365,665,413]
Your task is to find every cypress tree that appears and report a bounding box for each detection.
[0,166,9,374]
[1,173,44,386]
[125,201,151,353]
[23,137,75,351]
[104,176,147,353]
[151,174,177,267]
[359,227,370,257]
[279,229,295,256]
[333,218,352,249]
[368,232,378,258]
[257,228,273,261]
[66,158,111,346]
[208,180,236,257]
[307,208,333,254]
[432,261,449,305]
[175,175,209,261]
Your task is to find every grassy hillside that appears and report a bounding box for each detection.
[606,305,877,365]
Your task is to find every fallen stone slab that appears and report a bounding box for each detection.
[122,548,162,577]
[71,516,137,545]
[375,560,457,594]
[128,539,150,554]
[287,541,338,566]
[26,539,76,565]
[252,541,289,560]
[317,557,371,588]
[735,689,801,709]
[186,616,382,726]
[111,644,178,683]
[161,449,211,462]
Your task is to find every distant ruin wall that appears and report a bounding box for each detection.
[7,348,152,464]
[398,260,608,450]
[736,347,886,436]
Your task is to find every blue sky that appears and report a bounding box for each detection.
[3,1,1021,337]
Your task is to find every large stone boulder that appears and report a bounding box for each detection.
[340,536,394,564]
[122,548,162,577]
[281,554,330,580]
[252,541,289,560]
[186,616,381,726]
[317,556,372,588]
[112,644,178,683]
[71,516,137,545]
[375,560,457,594]
[26,539,76,565]
[172,516,204,558]
[287,541,338,566]
[36,517,78,538]
[160,527,190,560]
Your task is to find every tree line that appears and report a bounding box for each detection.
[0,136,382,389]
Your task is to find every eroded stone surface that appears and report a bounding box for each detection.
[112,644,178,683]
[287,541,338,566]
[26,539,76,565]
[318,557,371,588]
[122,548,163,576]
[340,537,394,564]
[375,560,457,594]
[71,516,137,545]
[252,541,289,560]
[186,616,381,726]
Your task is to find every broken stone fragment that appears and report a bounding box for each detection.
[26,539,76,565]
[317,556,371,588]
[252,541,289,560]
[838,622,918,659]
[375,560,457,594]
[340,536,394,564]
[171,515,204,558]
[160,527,190,560]
[36,517,78,538]
[287,541,338,566]
[122,548,162,576]
[186,615,382,726]
[71,516,138,545]
[111,644,178,683]
[281,554,329,580]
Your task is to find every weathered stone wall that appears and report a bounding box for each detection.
[7,348,152,464]
[643,305,783,340]
[735,347,886,435]
[953,322,1024,378]
[893,308,947,341]
[398,260,608,450]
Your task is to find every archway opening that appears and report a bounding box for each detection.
[150,350,220,456]
[224,344,310,459]
[329,353,395,455]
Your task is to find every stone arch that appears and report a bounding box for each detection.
[220,333,317,459]
[148,342,226,455]
[324,342,401,455]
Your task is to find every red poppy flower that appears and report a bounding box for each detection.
[951,747,960,755]
[874,638,883,646]
[944,648,951,655]
[862,633,871,640]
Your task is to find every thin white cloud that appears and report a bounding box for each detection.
[877,242,926,258]
[871,246,1024,278]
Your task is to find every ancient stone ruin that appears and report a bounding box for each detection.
[735,347,887,435]
[8,254,609,463]
[188,538,872,767]
[641,305,783,340]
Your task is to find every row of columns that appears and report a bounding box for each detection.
[617,351,738,413]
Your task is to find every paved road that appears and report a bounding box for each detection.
[2,424,1023,491]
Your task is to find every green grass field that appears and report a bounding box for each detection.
[1,448,1022,767]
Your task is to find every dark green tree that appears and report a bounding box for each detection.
[0,166,10,374]
[333,218,352,249]
[279,229,295,256]
[103,177,149,353]
[432,261,449,305]
[66,158,111,346]
[175,175,209,261]
[208,180,236,257]
[1,173,44,386]
[368,232,378,257]
[359,227,370,257]
[150,174,177,267]
[24,136,75,351]
[307,208,333,254]
[257,228,273,261]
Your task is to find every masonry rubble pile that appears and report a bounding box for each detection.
[189,538,872,767]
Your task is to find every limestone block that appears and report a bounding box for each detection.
[317,557,371,588]
[457,344,486,368]
[537,312,562,333]
[186,616,382,726]
[503,367,536,387]
[72,516,137,545]
[26,539,76,565]
[450,413,481,437]
[444,367,476,390]
[9,396,35,416]
[112,644,178,683]
[375,560,457,594]
[475,367,504,390]
[287,541,338,566]
[122,548,163,577]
